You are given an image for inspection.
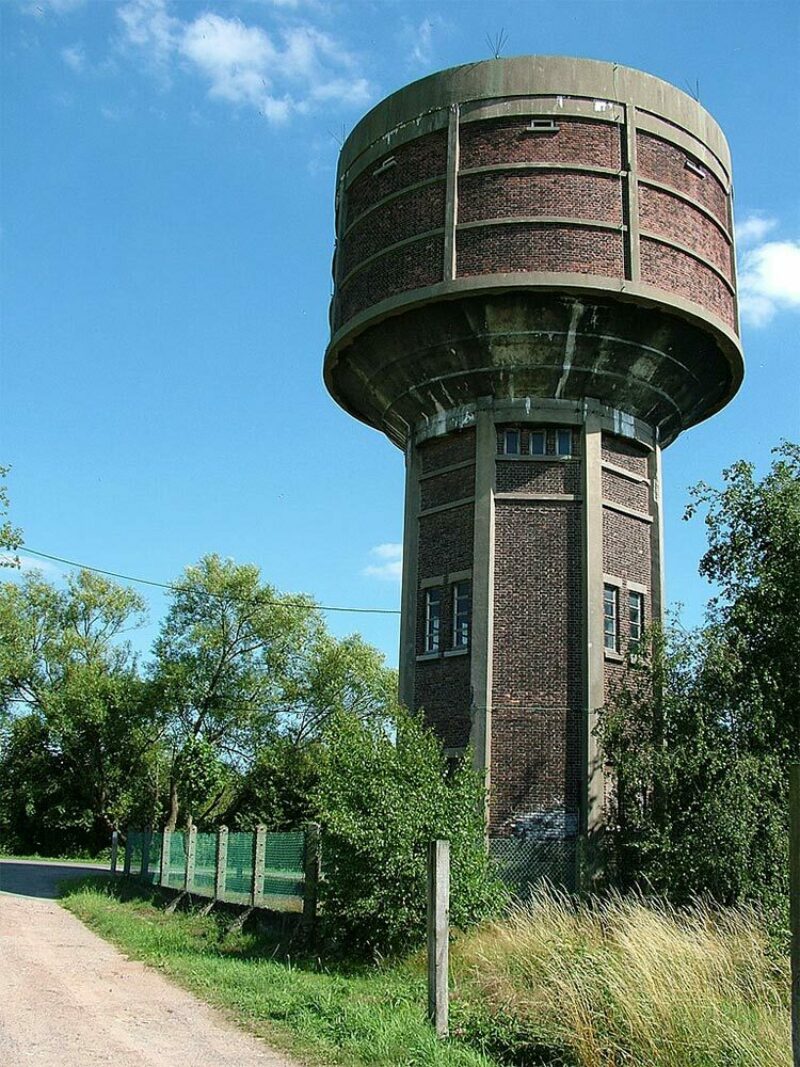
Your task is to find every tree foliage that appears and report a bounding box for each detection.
[599,444,800,934]
[315,707,505,958]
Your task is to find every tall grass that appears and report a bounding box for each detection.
[451,886,790,1067]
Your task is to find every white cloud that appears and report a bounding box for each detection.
[61,43,85,72]
[363,543,403,582]
[410,18,435,66]
[735,214,776,248]
[117,1,370,123]
[0,553,63,576]
[738,223,800,326]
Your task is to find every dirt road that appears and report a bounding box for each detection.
[0,860,299,1066]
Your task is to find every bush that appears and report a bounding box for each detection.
[451,885,790,1067]
[315,708,505,958]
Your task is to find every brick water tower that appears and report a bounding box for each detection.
[323,57,742,852]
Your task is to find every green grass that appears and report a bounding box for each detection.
[60,877,496,1067]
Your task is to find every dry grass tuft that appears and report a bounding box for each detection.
[451,886,790,1067]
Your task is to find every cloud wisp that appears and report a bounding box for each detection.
[363,543,403,582]
[737,214,800,327]
[116,0,371,124]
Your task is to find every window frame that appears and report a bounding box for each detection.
[555,428,573,456]
[424,587,443,654]
[603,583,619,654]
[529,429,546,456]
[629,589,644,649]
[502,428,521,455]
[451,579,471,650]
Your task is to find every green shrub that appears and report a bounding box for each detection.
[315,708,505,958]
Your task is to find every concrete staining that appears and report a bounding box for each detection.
[323,56,742,860]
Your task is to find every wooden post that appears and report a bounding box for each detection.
[790,765,800,1067]
[123,833,132,877]
[110,830,119,875]
[215,826,229,902]
[252,825,267,907]
[160,829,172,888]
[427,839,450,1038]
[140,830,151,880]
[302,822,321,935]
[184,826,197,893]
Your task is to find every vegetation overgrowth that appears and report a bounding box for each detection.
[62,877,791,1067]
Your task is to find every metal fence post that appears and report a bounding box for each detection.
[427,839,450,1038]
[123,832,132,877]
[215,826,228,903]
[110,830,119,875]
[301,822,321,935]
[160,828,172,888]
[185,826,197,893]
[790,764,799,1067]
[252,825,267,907]
[140,830,152,880]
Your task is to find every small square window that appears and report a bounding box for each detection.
[529,430,546,456]
[629,591,644,649]
[424,588,442,653]
[603,584,619,653]
[452,580,471,649]
[502,429,521,455]
[556,429,573,456]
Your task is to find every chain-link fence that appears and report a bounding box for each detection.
[490,836,579,897]
[122,825,317,917]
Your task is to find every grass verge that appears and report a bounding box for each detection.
[60,877,495,1067]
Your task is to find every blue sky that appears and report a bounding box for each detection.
[2,0,799,666]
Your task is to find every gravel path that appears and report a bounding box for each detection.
[0,860,300,1066]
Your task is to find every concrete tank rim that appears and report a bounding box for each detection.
[323,279,744,446]
[337,54,732,179]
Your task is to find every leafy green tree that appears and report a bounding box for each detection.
[599,444,799,933]
[315,707,505,958]
[0,465,22,568]
[0,569,158,850]
[152,555,397,830]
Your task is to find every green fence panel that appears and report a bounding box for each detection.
[193,832,216,897]
[224,831,254,903]
[144,831,163,883]
[128,831,144,876]
[162,830,185,889]
[263,831,305,899]
[489,836,578,897]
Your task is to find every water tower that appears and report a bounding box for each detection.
[323,57,742,854]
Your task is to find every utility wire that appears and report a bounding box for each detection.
[17,547,401,617]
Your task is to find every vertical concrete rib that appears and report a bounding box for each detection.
[581,412,606,840]
[443,104,460,282]
[469,407,496,796]
[649,442,665,625]
[399,441,421,709]
[623,105,641,282]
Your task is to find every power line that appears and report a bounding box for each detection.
[17,548,401,617]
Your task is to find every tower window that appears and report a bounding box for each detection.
[556,428,573,456]
[603,584,619,653]
[529,430,546,456]
[502,429,521,455]
[629,591,644,649]
[452,580,471,649]
[424,588,442,654]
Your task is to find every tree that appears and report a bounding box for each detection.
[315,708,505,958]
[0,465,22,568]
[151,555,397,830]
[0,569,158,850]
[599,444,800,933]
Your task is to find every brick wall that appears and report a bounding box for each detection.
[602,468,649,513]
[602,436,649,476]
[640,237,735,327]
[337,234,443,325]
[458,170,622,224]
[420,463,475,510]
[491,498,583,833]
[497,459,579,495]
[460,117,622,170]
[419,428,475,473]
[457,224,624,278]
[639,184,732,279]
[636,132,729,226]
[345,130,448,222]
[602,509,651,585]
[339,182,446,278]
